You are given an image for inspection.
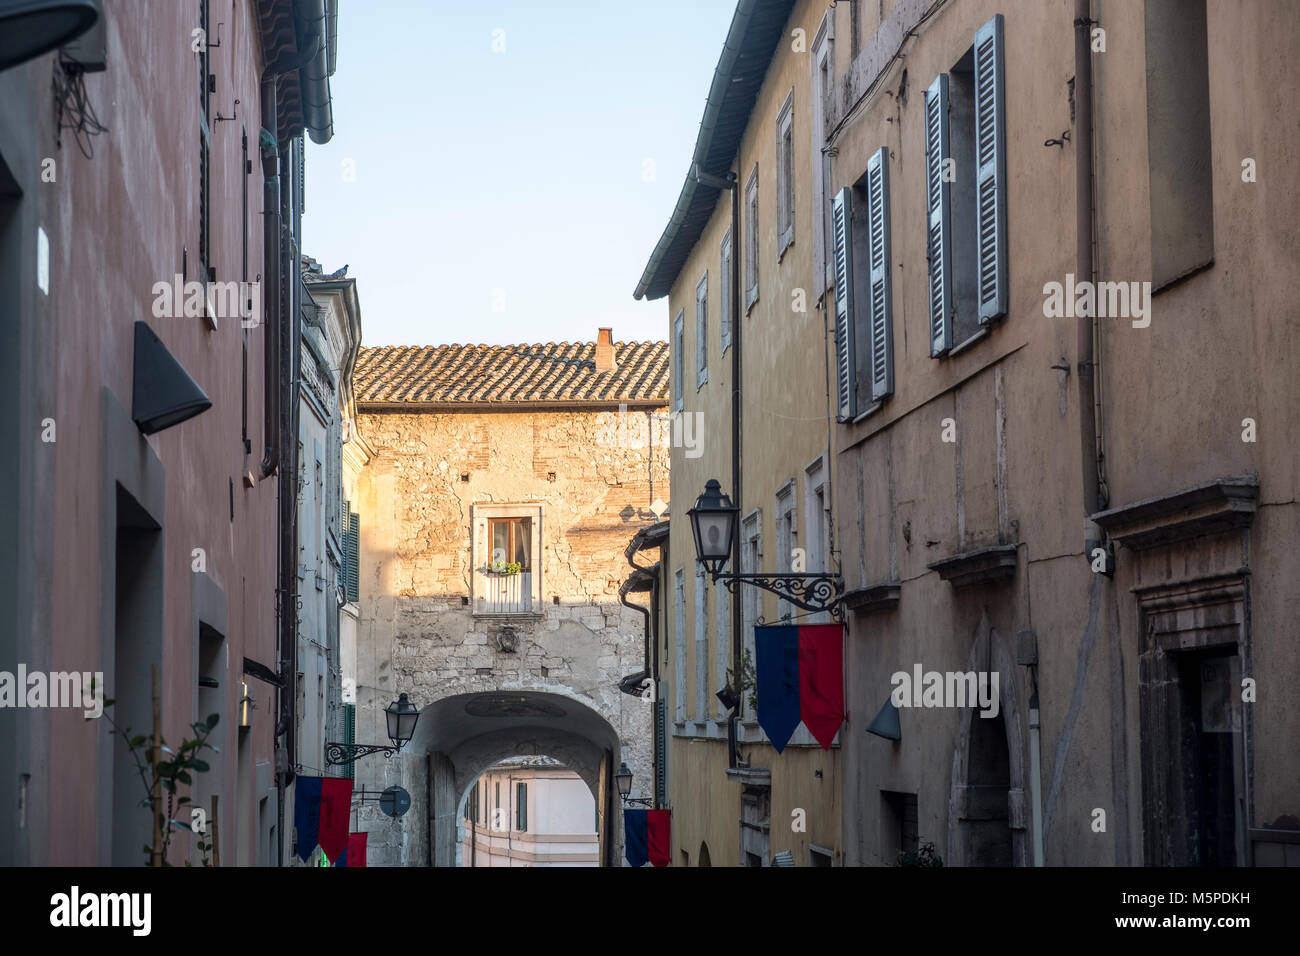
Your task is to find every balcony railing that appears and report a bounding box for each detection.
[481,571,532,614]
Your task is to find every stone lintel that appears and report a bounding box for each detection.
[1092,473,1260,551]
[928,544,1019,588]
[844,581,902,614]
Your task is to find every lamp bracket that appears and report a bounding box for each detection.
[712,572,844,618]
[325,742,399,766]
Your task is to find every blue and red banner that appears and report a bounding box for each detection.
[755,623,845,752]
[294,775,354,863]
[624,808,670,867]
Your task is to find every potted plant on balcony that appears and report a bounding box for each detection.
[487,559,523,575]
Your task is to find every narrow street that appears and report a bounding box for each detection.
[0,0,1296,930]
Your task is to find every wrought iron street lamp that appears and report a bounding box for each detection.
[325,692,421,766]
[688,479,843,617]
[615,761,652,808]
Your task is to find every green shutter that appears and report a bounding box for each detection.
[654,697,667,806]
[343,507,360,603]
[343,703,355,781]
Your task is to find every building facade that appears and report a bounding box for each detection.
[826,0,1299,865]
[349,331,669,865]
[287,256,362,863]
[634,0,844,867]
[459,756,599,867]
[0,0,339,865]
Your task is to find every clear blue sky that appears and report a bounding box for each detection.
[303,0,737,347]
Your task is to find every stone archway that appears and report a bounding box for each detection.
[947,613,1031,866]
[409,690,623,867]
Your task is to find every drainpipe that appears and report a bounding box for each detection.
[258,77,280,480]
[1029,688,1045,866]
[728,169,742,770]
[1074,0,1102,546]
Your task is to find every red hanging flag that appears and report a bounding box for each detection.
[797,624,845,749]
[343,831,367,867]
[646,809,671,867]
[318,778,354,863]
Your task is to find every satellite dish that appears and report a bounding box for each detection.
[380,786,411,818]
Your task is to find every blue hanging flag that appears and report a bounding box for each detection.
[756,626,801,752]
[294,776,323,863]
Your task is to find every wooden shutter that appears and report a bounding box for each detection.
[866,147,893,402]
[696,275,708,387]
[672,311,684,410]
[654,697,667,805]
[831,186,857,420]
[975,14,1008,323]
[343,703,356,781]
[925,73,953,356]
[344,508,359,602]
[720,232,731,351]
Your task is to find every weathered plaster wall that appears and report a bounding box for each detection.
[351,406,668,864]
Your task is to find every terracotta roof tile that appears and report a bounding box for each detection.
[355,341,670,406]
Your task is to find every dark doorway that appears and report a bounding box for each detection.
[111,485,163,866]
[963,710,1012,866]
[1174,650,1244,866]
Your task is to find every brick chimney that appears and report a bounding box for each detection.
[595,327,617,374]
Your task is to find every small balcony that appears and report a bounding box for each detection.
[479,571,533,615]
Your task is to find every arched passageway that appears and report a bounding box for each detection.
[408,690,623,866]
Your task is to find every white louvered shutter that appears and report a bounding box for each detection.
[925,73,953,356]
[866,147,893,402]
[975,14,1008,324]
[832,186,856,421]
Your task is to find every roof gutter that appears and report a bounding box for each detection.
[633,0,763,300]
[295,0,334,144]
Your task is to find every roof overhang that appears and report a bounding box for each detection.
[633,0,796,301]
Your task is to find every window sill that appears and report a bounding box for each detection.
[696,372,708,391]
[777,234,794,263]
[946,325,990,358]
[745,290,759,315]
[847,400,882,424]
[471,610,544,621]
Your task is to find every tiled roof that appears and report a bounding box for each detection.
[354,341,670,406]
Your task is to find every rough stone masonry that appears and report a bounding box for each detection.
[348,345,670,864]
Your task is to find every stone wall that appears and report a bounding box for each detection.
[351,405,669,863]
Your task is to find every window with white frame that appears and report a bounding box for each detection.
[471,504,543,615]
[924,14,1008,357]
[672,310,685,412]
[674,568,686,725]
[740,510,761,699]
[804,457,828,572]
[720,229,732,353]
[696,273,708,388]
[776,90,795,259]
[695,567,708,722]
[775,483,796,622]
[744,165,759,311]
[714,576,730,718]
[812,15,835,295]
[804,457,830,623]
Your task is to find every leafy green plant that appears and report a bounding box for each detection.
[898,840,944,867]
[726,648,758,711]
[95,676,220,866]
[488,559,523,575]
